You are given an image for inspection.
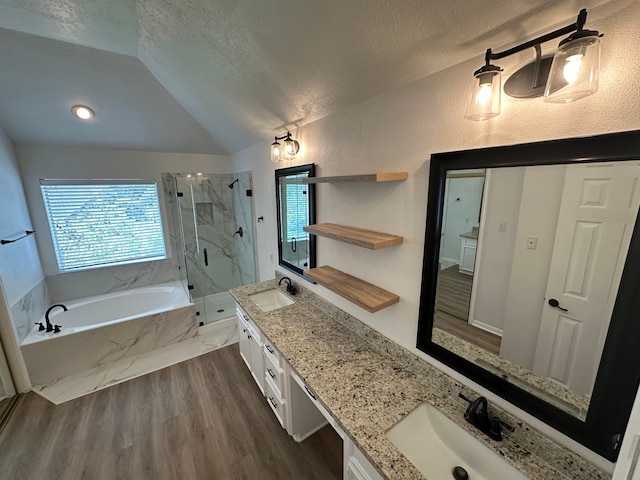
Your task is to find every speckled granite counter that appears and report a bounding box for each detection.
[231,279,610,480]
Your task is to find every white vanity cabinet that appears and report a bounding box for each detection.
[459,234,478,275]
[236,306,265,396]
[345,441,385,480]
[236,302,384,480]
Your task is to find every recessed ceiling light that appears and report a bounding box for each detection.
[71,105,95,120]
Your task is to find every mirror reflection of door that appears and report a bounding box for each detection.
[432,161,640,417]
[531,164,640,395]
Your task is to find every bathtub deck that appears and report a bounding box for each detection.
[32,318,238,404]
[0,345,342,480]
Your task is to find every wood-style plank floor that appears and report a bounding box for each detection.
[434,265,502,355]
[0,345,342,480]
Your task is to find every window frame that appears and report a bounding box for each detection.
[40,178,167,273]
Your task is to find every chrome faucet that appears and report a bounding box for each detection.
[44,304,66,333]
[278,276,297,295]
[458,393,513,441]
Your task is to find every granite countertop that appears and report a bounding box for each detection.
[231,279,609,480]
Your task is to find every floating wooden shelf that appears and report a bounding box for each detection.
[304,223,403,250]
[300,172,407,184]
[304,266,399,313]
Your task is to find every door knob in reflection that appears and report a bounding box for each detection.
[548,298,568,312]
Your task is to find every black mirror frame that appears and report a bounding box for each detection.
[417,130,640,461]
[275,163,316,280]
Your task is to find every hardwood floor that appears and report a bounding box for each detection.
[0,345,342,480]
[435,265,502,355]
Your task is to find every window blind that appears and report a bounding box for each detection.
[40,179,167,272]
[284,175,309,240]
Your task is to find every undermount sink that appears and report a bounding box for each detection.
[249,289,294,312]
[386,403,528,480]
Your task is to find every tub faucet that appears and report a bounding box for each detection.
[45,304,67,333]
[278,276,296,295]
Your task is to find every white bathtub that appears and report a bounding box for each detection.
[22,282,190,345]
[21,281,197,386]
[23,281,192,345]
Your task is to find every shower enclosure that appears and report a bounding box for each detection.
[163,172,257,325]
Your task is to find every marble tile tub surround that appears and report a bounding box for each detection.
[21,304,196,386]
[33,317,238,405]
[10,277,48,343]
[232,276,609,480]
[46,259,177,303]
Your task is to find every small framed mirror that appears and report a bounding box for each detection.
[275,163,316,279]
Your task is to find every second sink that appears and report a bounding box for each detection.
[249,289,294,312]
[386,402,528,480]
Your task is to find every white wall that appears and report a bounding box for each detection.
[472,168,524,331]
[16,145,231,300]
[500,166,566,369]
[230,3,640,471]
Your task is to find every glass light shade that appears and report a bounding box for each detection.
[464,69,501,121]
[282,138,299,160]
[544,35,600,103]
[271,141,282,163]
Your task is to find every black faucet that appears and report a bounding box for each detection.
[278,276,297,295]
[44,304,67,333]
[459,393,514,441]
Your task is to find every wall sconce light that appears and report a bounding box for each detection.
[270,131,300,163]
[465,9,602,121]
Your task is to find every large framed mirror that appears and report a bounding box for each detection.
[275,163,316,279]
[417,130,640,461]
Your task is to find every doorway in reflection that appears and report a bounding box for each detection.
[434,170,501,354]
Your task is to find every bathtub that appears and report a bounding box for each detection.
[21,281,197,386]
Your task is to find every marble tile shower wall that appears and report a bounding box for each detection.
[168,172,256,300]
[232,171,257,287]
[10,278,49,343]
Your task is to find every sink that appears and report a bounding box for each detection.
[386,403,528,480]
[249,289,294,312]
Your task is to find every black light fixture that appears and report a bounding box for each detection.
[270,131,300,163]
[465,9,602,121]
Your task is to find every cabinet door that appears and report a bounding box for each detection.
[249,331,265,395]
[237,316,252,371]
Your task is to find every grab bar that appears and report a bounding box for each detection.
[1,230,35,245]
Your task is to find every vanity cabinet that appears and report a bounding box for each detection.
[236,302,383,479]
[459,235,477,275]
[236,306,265,396]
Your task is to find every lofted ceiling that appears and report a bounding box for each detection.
[0,0,623,154]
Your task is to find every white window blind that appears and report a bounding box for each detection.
[284,175,309,241]
[40,179,167,272]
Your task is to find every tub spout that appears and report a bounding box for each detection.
[45,304,67,333]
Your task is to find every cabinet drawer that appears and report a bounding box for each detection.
[265,377,286,429]
[264,350,284,398]
[263,340,281,368]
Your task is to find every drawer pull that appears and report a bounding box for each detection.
[266,345,275,354]
[247,334,252,339]
[242,328,247,333]
[267,368,276,379]
[269,397,278,409]
[304,385,317,400]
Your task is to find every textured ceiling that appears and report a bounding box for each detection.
[0,0,626,154]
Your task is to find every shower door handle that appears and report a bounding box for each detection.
[291,237,297,252]
[203,248,208,267]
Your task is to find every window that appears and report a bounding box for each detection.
[40,179,167,272]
